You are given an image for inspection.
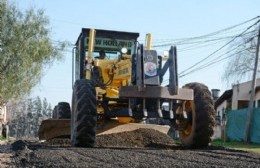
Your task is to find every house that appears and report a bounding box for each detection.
[0,105,8,138]
[214,89,232,125]
[0,105,7,125]
[216,79,260,113]
[213,78,260,139]
[231,79,260,109]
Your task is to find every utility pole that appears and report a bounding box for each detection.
[245,24,260,143]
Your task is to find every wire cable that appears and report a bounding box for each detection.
[178,34,257,78]
[179,48,250,78]
[161,35,257,83]
[178,19,260,76]
[152,16,260,48]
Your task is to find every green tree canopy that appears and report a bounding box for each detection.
[0,1,66,106]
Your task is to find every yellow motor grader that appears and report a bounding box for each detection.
[39,28,215,148]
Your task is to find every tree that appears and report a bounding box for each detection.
[7,97,53,139]
[46,104,52,119]
[42,98,48,117]
[223,25,259,84]
[6,98,27,138]
[26,98,34,138]
[32,96,42,137]
[42,98,52,119]
[0,1,66,106]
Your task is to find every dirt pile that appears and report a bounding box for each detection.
[96,128,176,148]
[36,128,176,148]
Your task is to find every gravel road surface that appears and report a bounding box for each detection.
[0,127,260,168]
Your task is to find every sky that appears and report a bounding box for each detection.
[11,0,260,107]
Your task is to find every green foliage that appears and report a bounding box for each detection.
[0,136,13,143]
[0,1,66,106]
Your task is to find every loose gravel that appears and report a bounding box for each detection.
[4,128,259,168]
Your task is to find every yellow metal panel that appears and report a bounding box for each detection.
[146,33,152,50]
[106,88,119,98]
[117,117,134,123]
[122,80,127,86]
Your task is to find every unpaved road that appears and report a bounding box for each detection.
[1,128,260,168]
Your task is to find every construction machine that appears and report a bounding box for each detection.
[39,28,215,148]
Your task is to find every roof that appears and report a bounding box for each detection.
[75,28,140,46]
[214,89,233,108]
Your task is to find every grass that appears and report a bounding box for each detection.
[0,136,15,143]
[212,139,260,154]
[0,136,5,141]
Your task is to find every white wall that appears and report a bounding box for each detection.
[232,78,260,110]
[214,100,227,139]
[216,100,227,123]
[213,126,222,139]
[0,105,7,124]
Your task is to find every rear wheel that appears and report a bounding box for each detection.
[57,102,71,119]
[52,105,58,119]
[71,79,97,147]
[178,82,215,147]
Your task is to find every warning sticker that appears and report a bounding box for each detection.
[144,62,157,76]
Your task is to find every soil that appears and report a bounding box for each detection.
[96,128,176,148]
[0,143,14,168]
[1,128,260,167]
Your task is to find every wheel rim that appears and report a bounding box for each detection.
[183,100,194,136]
[184,123,192,135]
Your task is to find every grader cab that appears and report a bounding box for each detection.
[39,28,215,148]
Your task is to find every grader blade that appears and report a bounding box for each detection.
[38,119,70,140]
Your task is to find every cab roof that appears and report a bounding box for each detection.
[75,28,140,46]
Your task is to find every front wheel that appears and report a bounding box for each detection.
[71,79,97,147]
[178,82,215,147]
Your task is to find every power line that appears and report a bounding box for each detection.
[178,30,256,47]
[161,48,250,85]
[194,35,255,65]
[177,35,236,52]
[178,34,257,78]
[178,19,260,76]
[161,35,257,83]
[179,48,250,78]
[152,16,260,48]
[178,30,257,52]
[148,27,253,44]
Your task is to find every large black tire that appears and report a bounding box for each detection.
[71,79,97,147]
[179,82,215,148]
[57,102,71,119]
[52,105,58,119]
